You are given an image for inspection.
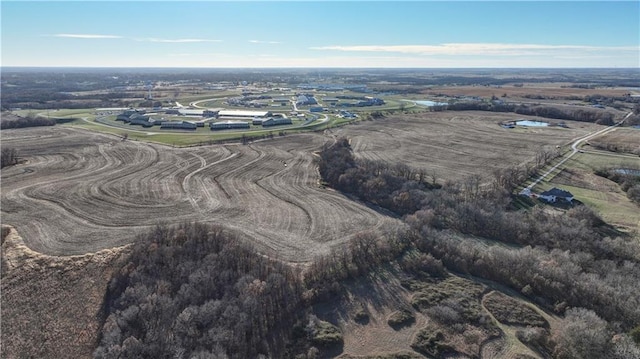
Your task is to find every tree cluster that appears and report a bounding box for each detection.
[515,105,615,125]
[595,168,640,205]
[95,223,303,359]
[318,138,640,333]
[318,139,439,216]
[445,101,618,124]
[0,115,56,129]
[1,147,19,169]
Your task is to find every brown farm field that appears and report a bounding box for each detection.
[336,111,602,181]
[587,127,640,155]
[421,84,634,99]
[1,113,608,259]
[1,110,634,359]
[0,127,396,261]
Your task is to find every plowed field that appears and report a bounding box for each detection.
[1,127,394,261]
[337,111,602,181]
[1,112,602,259]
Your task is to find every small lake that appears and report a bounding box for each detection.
[412,100,449,107]
[516,120,549,127]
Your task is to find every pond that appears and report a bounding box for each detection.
[516,120,549,127]
[411,100,449,107]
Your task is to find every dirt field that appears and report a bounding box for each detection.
[422,84,633,99]
[0,115,618,359]
[1,127,395,261]
[317,269,557,359]
[1,226,127,359]
[1,114,604,258]
[587,127,640,155]
[337,111,602,182]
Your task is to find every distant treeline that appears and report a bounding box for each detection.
[0,115,56,129]
[0,115,79,130]
[1,148,19,169]
[445,102,617,125]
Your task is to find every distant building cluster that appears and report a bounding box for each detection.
[226,95,273,108]
[114,107,296,132]
[332,95,384,108]
[296,94,318,106]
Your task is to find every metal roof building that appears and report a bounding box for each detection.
[262,118,292,127]
[160,121,197,130]
[210,120,250,131]
[218,110,271,119]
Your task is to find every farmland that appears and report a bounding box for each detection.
[0,126,396,261]
[2,67,640,359]
[340,111,602,181]
[1,110,614,260]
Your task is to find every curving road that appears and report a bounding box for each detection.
[523,111,633,192]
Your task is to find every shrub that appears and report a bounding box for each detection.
[353,303,370,324]
[306,317,343,347]
[387,309,415,329]
[630,326,640,345]
[483,292,548,327]
[411,329,456,357]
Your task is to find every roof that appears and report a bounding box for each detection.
[540,187,573,198]
[178,109,205,116]
[218,110,270,117]
[212,120,249,125]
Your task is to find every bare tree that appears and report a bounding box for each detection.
[1,147,18,168]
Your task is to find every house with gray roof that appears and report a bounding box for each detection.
[539,187,574,203]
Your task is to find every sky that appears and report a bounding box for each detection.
[1,1,639,68]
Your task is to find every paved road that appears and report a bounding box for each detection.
[522,111,633,193]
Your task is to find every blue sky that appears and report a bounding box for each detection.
[1,1,639,68]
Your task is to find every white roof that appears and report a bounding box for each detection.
[178,109,205,115]
[218,110,270,117]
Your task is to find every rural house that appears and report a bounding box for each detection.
[539,187,574,203]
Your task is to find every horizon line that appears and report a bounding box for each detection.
[2,66,638,70]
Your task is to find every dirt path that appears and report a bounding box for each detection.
[479,291,543,359]
[524,112,631,192]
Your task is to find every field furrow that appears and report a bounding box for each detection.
[1,127,394,260]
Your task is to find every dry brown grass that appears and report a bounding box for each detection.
[550,167,620,192]
[0,226,127,359]
[314,271,429,358]
[588,128,640,155]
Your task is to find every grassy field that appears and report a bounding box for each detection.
[532,152,640,233]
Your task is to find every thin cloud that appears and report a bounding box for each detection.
[51,33,122,39]
[249,40,282,44]
[310,43,639,56]
[143,38,222,43]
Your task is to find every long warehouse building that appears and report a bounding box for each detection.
[218,110,272,119]
[210,120,250,131]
